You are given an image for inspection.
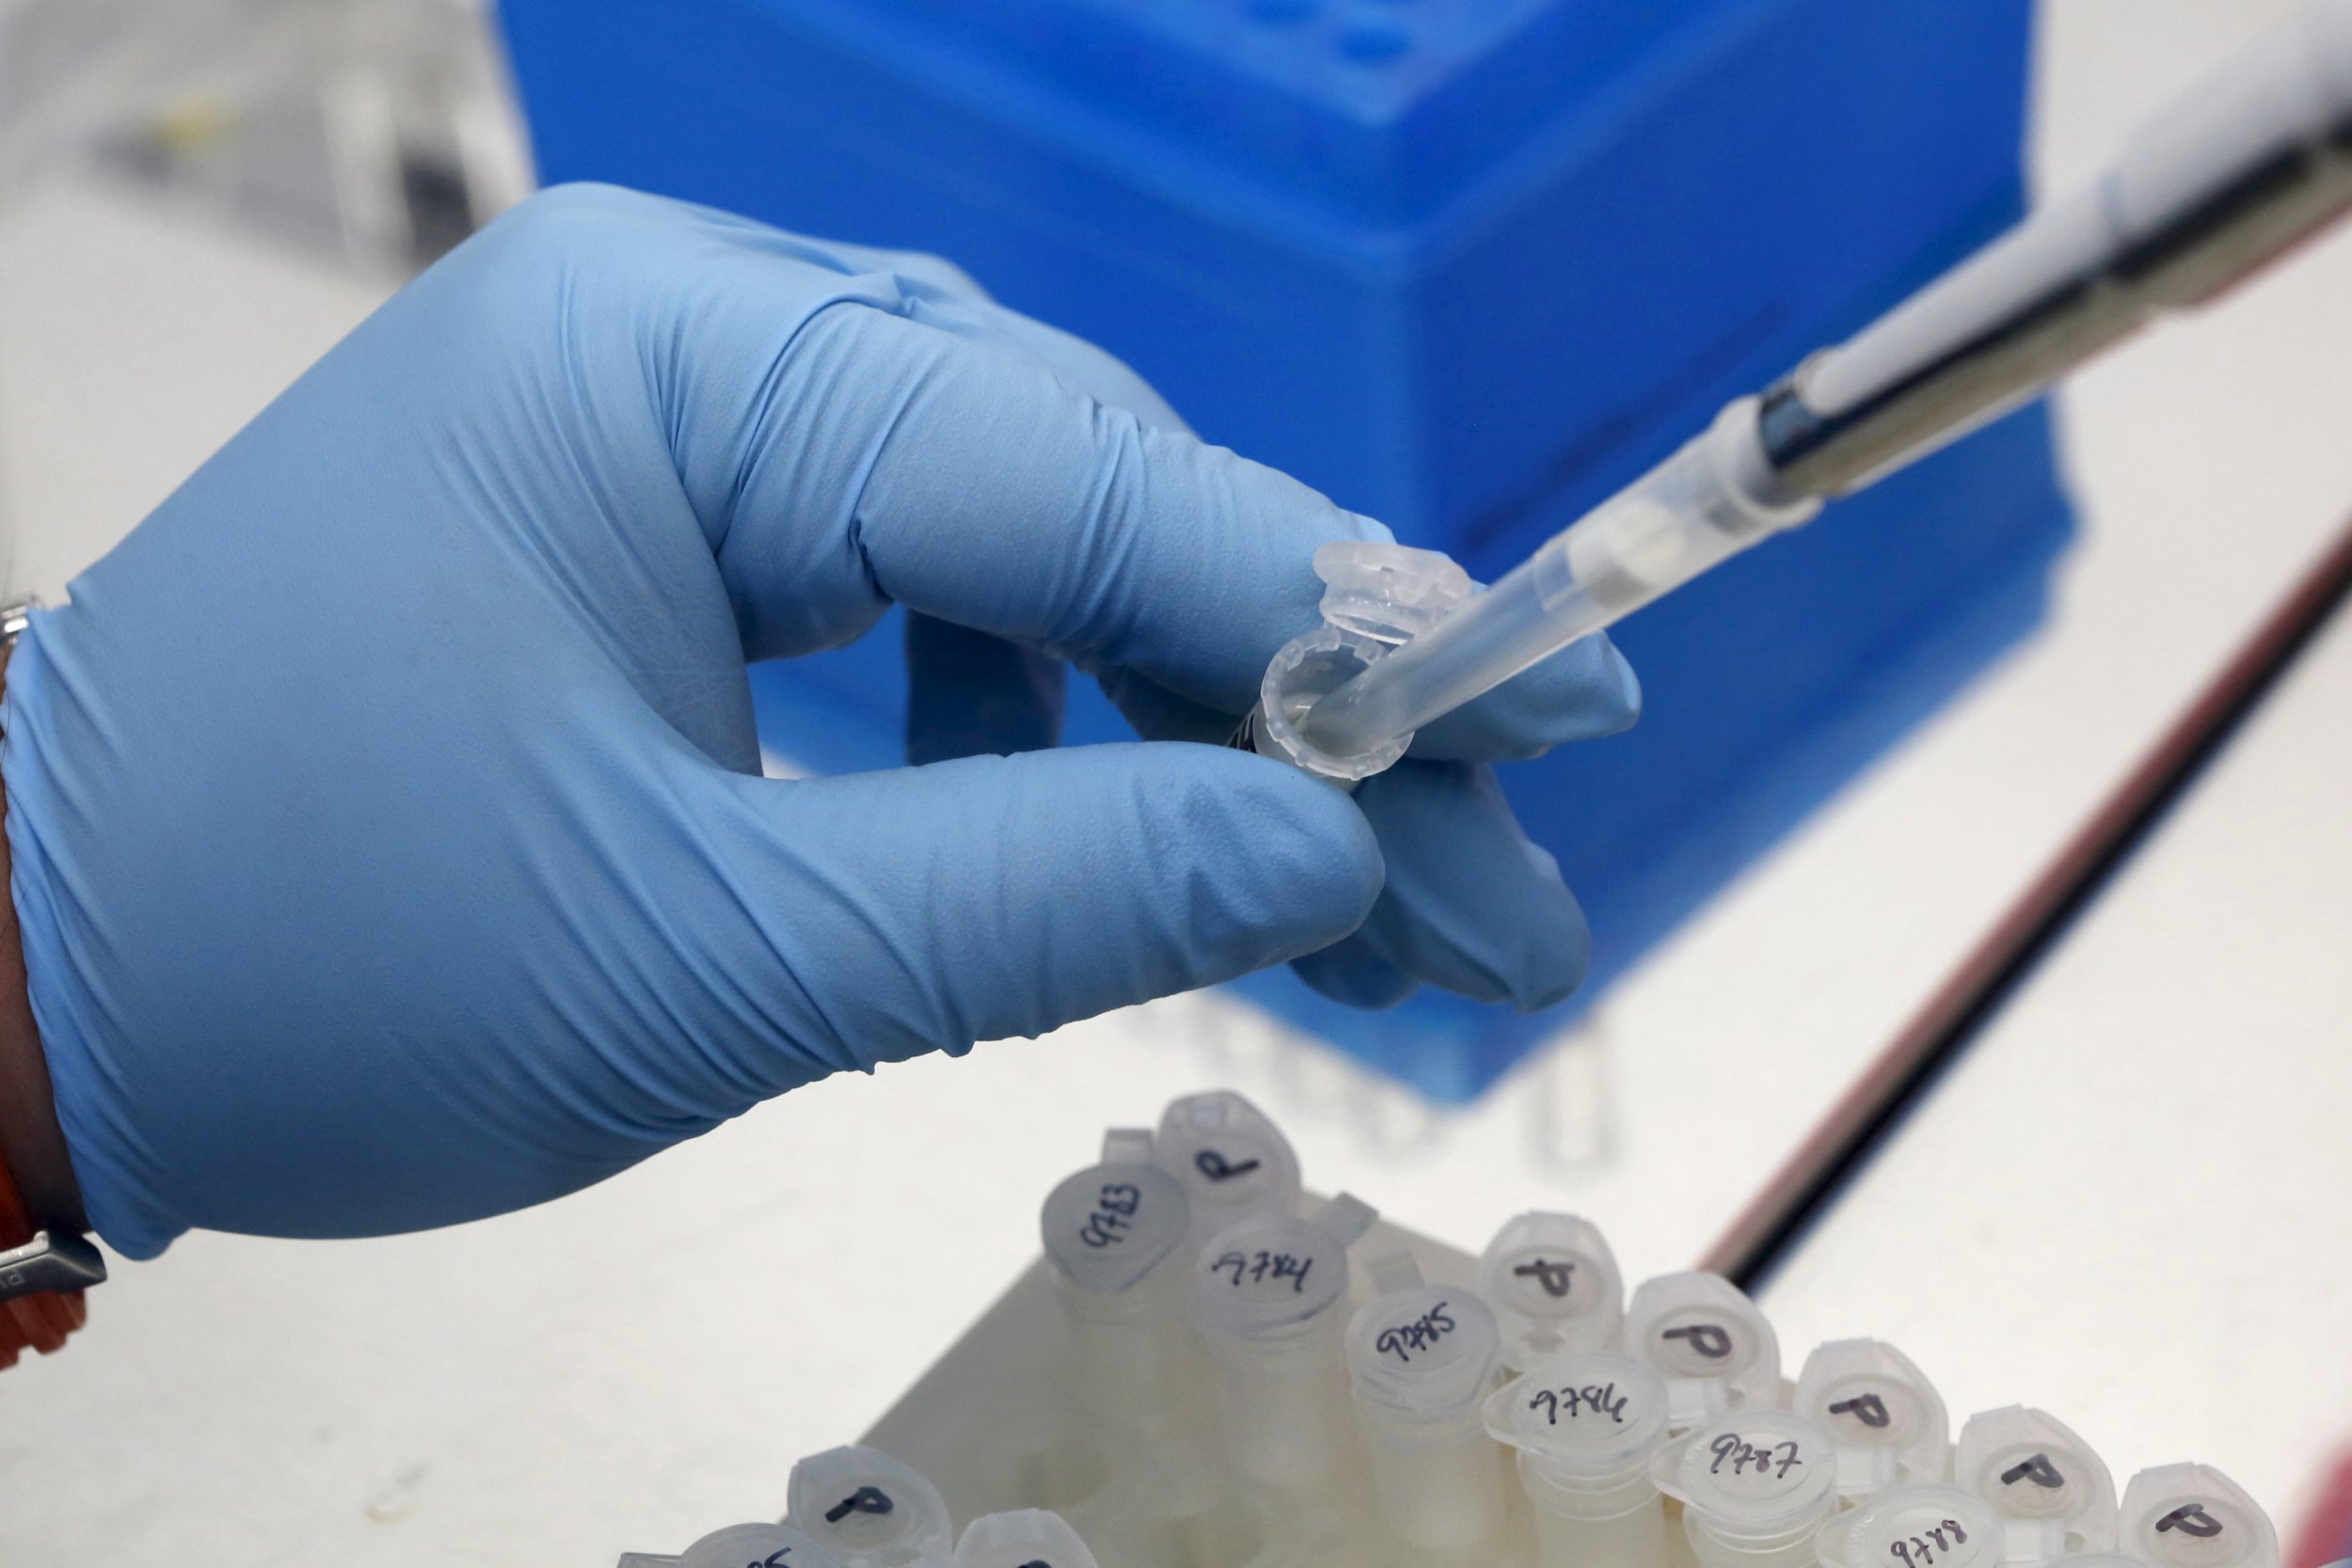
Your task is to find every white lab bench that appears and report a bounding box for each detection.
[2,3,2349,1562]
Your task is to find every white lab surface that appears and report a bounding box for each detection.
[1,3,2349,1563]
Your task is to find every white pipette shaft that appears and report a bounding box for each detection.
[1295,0,2352,768]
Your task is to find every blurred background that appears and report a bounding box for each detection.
[0,1,2347,1563]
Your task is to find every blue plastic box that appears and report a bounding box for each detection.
[499,0,2074,1101]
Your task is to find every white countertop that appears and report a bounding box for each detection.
[2,2,2348,1561]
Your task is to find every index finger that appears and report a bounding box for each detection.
[723,303,1383,716]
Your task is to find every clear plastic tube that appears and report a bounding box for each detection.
[1486,1353,1676,1568]
[1344,1254,1509,1558]
[1648,1411,1842,1568]
[1040,1131,1197,1435]
[1189,1196,1378,1495]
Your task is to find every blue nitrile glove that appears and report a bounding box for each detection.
[2,186,1638,1259]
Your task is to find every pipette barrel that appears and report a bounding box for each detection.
[1276,0,2352,783]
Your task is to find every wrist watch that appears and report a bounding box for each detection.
[0,594,104,1368]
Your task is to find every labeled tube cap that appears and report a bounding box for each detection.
[1793,1338,1952,1497]
[1649,1409,1839,1536]
[1190,1196,1376,1339]
[1153,1091,1301,1244]
[1478,1212,1626,1370]
[2120,1465,2278,1568]
[1345,1271,1502,1418]
[1484,1352,1671,1486]
[1955,1405,2119,1559]
[680,1523,847,1568]
[1040,1133,1191,1296]
[1624,1272,1781,1429]
[786,1447,953,1568]
[954,1510,1099,1568]
[1818,1485,2008,1568]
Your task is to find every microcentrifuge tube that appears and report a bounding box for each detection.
[1624,1273,1782,1431]
[676,1522,849,1568]
[952,1510,1099,1568]
[1816,1484,2010,1568]
[1189,1193,1379,1494]
[2119,1465,2279,1568]
[1484,1352,1676,1568]
[1343,1252,1509,1558]
[1955,1406,2119,1560]
[1648,1410,1841,1568]
[786,1446,954,1568]
[1793,1339,1952,1499]
[1479,1212,1627,1372]
[1040,1129,1197,1434]
[1153,1090,1303,1250]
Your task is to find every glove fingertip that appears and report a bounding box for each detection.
[1191,747,1385,956]
[1292,938,1420,1010]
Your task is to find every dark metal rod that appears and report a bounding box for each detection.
[1704,510,2352,1291]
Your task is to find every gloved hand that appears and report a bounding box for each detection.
[3,185,1638,1259]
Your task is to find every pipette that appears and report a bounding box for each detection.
[1955,1405,2120,1561]
[1253,0,2352,782]
[1792,1338,1953,1501]
[1484,1353,1677,1568]
[1343,1251,1510,1559]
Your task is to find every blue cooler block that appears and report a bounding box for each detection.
[500,0,2074,1101]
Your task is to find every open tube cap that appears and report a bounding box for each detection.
[1624,1273,1781,1429]
[1818,1485,2008,1568]
[1484,1353,1671,1482]
[1345,1271,1502,1418]
[1794,1338,1952,1497]
[953,1510,1099,1568]
[786,1447,953,1568]
[1040,1135,1191,1295]
[1649,1409,1839,1535]
[1190,1196,1375,1339]
[1956,1405,2119,1560]
[1478,1212,1626,1370]
[679,1523,848,1568]
[2120,1465,2279,1568]
[1153,1091,1301,1244]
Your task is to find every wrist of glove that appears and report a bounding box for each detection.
[2,185,1639,1259]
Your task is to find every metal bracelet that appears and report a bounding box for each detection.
[0,1229,106,1304]
[0,595,35,648]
